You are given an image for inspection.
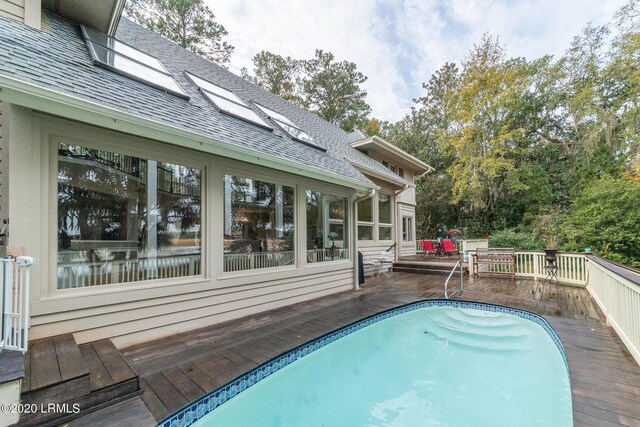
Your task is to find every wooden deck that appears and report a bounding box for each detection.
[112,273,640,426]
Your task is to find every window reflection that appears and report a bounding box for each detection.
[57,144,201,288]
[306,191,348,263]
[224,176,295,271]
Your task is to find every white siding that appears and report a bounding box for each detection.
[0,102,3,221]
[0,0,40,28]
[0,0,24,21]
[397,185,416,205]
[358,243,395,276]
[8,109,359,347]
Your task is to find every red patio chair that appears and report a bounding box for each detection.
[420,240,436,258]
[441,239,457,257]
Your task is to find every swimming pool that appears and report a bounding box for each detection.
[160,301,572,427]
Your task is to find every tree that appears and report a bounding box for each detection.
[241,51,299,101]
[298,50,371,131]
[560,175,640,267]
[125,0,234,65]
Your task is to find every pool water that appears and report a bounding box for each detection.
[194,306,572,426]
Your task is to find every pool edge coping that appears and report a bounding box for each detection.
[157,299,571,427]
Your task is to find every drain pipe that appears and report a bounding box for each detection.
[353,188,376,290]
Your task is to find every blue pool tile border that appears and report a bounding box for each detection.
[157,299,570,427]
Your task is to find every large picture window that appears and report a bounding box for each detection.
[57,144,202,289]
[306,191,348,263]
[357,197,373,240]
[224,176,295,272]
[378,193,393,241]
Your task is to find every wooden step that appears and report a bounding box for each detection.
[21,335,90,407]
[392,261,468,276]
[18,337,140,426]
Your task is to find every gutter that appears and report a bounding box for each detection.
[0,75,376,192]
[353,188,376,291]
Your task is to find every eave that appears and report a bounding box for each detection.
[0,75,376,193]
[350,135,434,174]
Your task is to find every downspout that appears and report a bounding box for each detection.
[353,188,376,290]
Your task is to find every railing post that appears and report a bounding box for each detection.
[533,253,540,281]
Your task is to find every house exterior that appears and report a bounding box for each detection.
[0,1,431,348]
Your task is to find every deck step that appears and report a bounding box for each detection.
[392,261,468,276]
[18,337,140,426]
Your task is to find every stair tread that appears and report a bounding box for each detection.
[23,334,89,393]
[79,340,138,392]
[19,339,140,426]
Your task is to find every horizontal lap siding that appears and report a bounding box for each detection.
[29,268,354,347]
[0,0,24,20]
[359,244,396,267]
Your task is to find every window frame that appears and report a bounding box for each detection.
[50,133,207,295]
[402,216,413,242]
[305,191,350,264]
[356,196,374,241]
[80,25,189,99]
[378,192,393,242]
[219,169,298,276]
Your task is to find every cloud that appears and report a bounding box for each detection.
[209,0,625,123]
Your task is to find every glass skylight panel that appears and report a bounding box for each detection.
[81,25,188,99]
[185,72,272,129]
[185,73,244,104]
[253,103,321,149]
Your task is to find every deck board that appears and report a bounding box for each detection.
[79,343,114,391]
[118,273,640,425]
[29,337,60,390]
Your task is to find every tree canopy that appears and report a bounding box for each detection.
[125,0,234,65]
[387,0,640,264]
[242,49,371,131]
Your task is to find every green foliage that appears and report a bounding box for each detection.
[559,175,640,267]
[488,229,543,250]
[242,49,371,131]
[125,0,234,65]
[298,50,371,131]
[240,51,299,101]
[387,1,640,268]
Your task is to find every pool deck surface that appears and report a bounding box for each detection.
[105,273,639,426]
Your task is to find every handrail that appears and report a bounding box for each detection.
[384,242,397,253]
[444,261,464,299]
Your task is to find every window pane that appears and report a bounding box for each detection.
[203,92,272,128]
[224,176,295,271]
[379,226,392,241]
[358,226,373,240]
[379,193,392,224]
[306,191,348,263]
[357,197,372,222]
[89,42,186,96]
[57,144,201,289]
[403,217,412,242]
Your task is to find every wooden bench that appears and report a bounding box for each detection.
[471,248,516,279]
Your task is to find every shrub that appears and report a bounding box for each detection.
[488,229,543,250]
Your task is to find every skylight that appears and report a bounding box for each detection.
[185,72,272,130]
[81,25,188,99]
[253,103,324,150]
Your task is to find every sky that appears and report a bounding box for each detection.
[210,0,625,123]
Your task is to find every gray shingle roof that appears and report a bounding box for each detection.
[0,12,404,187]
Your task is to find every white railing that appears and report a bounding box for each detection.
[586,257,640,366]
[1,256,38,353]
[306,248,349,263]
[510,251,587,285]
[223,251,295,272]
[58,254,201,288]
